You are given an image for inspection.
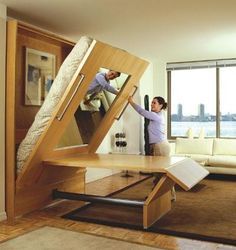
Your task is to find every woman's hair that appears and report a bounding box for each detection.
[154,96,167,110]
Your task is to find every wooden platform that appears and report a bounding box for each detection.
[44,153,209,229]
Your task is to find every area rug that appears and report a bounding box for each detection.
[0,226,159,250]
[64,176,236,246]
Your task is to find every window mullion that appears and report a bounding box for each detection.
[216,68,220,138]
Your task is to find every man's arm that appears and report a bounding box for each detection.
[96,74,118,95]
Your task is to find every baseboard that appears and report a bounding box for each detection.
[0,211,7,221]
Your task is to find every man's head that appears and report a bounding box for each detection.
[106,70,121,80]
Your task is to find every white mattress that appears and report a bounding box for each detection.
[17,36,93,173]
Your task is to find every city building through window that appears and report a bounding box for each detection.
[167,59,236,138]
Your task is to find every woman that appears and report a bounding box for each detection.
[128,96,170,156]
[128,96,176,201]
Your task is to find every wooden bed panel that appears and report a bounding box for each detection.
[16,41,149,189]
[6,20,17,223]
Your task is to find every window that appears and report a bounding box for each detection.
[167,59,236,138]
[219,66,236,137]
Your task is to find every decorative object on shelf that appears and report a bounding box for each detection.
[198,127,205,139]
[186,127,194,139]
[25,48,56,106]
[114,132,127,153]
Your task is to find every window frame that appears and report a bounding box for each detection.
[167,60,236,139]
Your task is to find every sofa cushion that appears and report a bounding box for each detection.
[208,155,236,168]
[205,166,236,175]
[172,153,209,164]
[175,138,213,155]
[186,154,209,165]
[213,138,236,156]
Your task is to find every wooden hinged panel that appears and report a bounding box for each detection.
[16,41,149,190]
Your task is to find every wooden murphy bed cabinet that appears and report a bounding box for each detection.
[5,20,86,222]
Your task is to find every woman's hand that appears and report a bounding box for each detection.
[128,96,134,103]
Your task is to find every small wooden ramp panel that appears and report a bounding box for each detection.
[166,157,209,191]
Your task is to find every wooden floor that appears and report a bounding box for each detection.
[0,172,235,250]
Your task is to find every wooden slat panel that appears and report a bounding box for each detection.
[143,176,174,228]
[6,20,17,223]
[143,191,171,229]
[144,176,175,205]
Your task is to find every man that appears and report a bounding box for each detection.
[84,70,120,105]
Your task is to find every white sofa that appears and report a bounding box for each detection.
[170,138,236,175]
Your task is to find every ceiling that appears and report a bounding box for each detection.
[1,0,236,62]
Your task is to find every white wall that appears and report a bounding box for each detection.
[152,60,169,135]
[153,60,167,98]
[0,3,6,221]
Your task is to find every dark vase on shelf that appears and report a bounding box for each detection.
[114,132,127,153]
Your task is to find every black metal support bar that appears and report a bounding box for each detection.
[53,190,144,207]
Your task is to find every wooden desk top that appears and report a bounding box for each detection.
[44,153,209,190]
[43,153,187,173]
